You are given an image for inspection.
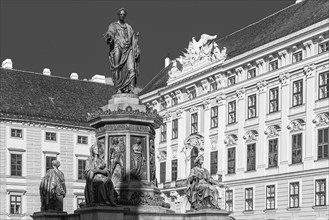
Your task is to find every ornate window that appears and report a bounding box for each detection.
[292,133,302,164]
[10,195,21,214]
[227,147,235,174]
[228,101,236,124]
[46,156,57,172]
[160,100,167,110]
[172,119,178,139]
[289,182,300,208]
[315,179,326,206]
[318,128,329,160]
[160,162,166,183]
[11,129,22,138]
[160,124,167,142]
[269,60,278,71]
[45,132,56,141]
[247,143,256,171]
[292,51,303,63]
[228,76,236,86]
[245,188,253,211]
[266,185,275,210]
[210,106,218,128]
[247,68,256,79]
[226,190,233,212]
[171,159,178,181]
[190,146,199,169]
[319,42,329,54]
[187,87,197,99]
[319,72,329,99]
[11,154,22,176]
[292,79,303,106]
[172,95,178,105]
[268,139,278,168]
[247,94,256,119]
[269,87,279,113]
[78,159,86,180]
[210,81,217,91]
[77,135,88,144]
[210,151,218,175]
[191,113,198,134]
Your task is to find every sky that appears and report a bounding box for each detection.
[0,0,295,88]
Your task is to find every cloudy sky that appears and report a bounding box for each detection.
[1,0,295,88]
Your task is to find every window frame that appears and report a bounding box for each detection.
[210,151,218,175]
[160,123,167,142]
[228,75,236,86]
[269,87,279,113]
[315,179,326,206]
[228,100,236,124]
[191,112,198,134]
[268,138,278,168]
[247,143,256,171]
[317,127,329,160]
[225,189,233,212]
[247,94,257,119]
[227,147,236,174]
[160,162,166,183]
[269,60,278,71]
[210,106,218,129]
[319,72,329,100]
[292,79,303,107]
[292,50,303,63]
[77,159,86,180]
[319,41,329,54]
[247,68,256,79]
[210,81,217,91]
[10,195,22,215]
[172,119,178,139]
[10,153,22,176]
[45,155,57,173]
[171,159,178,181]
[245,187,254,211]
[11,128,23,138]
[289,182,300,208]
[45,132,57,141]
[77,135,88,144]
[266,185,276,210]
[292,133,302,164]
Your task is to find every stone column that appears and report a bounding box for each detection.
[236,88,246,175]
[216,94,226,177]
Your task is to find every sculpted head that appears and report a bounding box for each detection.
[52,160,60,168]
[135,138,141,145]
[90,143,99,156]
[117,8,127,22]
[112,137,119,145]
[194,155,204,166]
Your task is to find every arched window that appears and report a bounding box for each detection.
[190,146,199,168]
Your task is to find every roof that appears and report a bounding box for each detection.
[140,0,329,96]
[0,68,115,128]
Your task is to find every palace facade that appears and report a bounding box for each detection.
[0,64,115,219]
[139,0,329,219]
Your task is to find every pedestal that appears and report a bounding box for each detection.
[87,94,167,208]
[31,211,68,220]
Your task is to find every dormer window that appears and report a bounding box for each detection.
[187,87,197,99]
[172,95,178,105]
[228,76,236,86]
[269,60,278,71]
[247,68,256,79]
[292,51,303,63]
[210,81,217,91]
[160,99,167,110]
[319,41,328,54]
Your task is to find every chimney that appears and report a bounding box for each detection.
[2,59,13,69]
[165,57,170,67]
[70,72,78,80]
[43,68,51,76]
[91,74,105,83]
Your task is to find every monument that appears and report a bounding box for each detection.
[32,8,231,220]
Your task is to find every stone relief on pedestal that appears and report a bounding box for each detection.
[39,160,66,212]
[130,137,147,180]
[109,136,126,187]
[149,139,157,186]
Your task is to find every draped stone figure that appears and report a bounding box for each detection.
[84,142,117,206]
[130,138,145,180]
[39,160,66,212]
[186,155,223,210]
[104,8,140,94]
[109,136,125,186]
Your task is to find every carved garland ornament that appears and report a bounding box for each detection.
[216,93,226,105]
[303,63,316,78]
[257,80,267,93]
[312,113,329,127]
[224,134,238,146]
[236,88,245,98]
[243,130,259,143]
[279,72,290,85]
[264,125,281,138]
[181,133,205,161]
[287,119,305,132]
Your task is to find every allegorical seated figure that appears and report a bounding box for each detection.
[39,160,66,212]
[84,141,117,206]
[187,155,224,210]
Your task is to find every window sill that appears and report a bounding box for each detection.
[287,207,301,211]
[242,211,254,214]
[7,214,24,217]
[314,158,329,162]
[267,110,280,115]
[312,205,329,210]
[263,209,277,213]
[7,175,26,179]
[226,173,236,176]
[246,116,258,121]
[290,104,305,109]
[266,166,278,170]
[244,170,257,173]
[289,162,303,167]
